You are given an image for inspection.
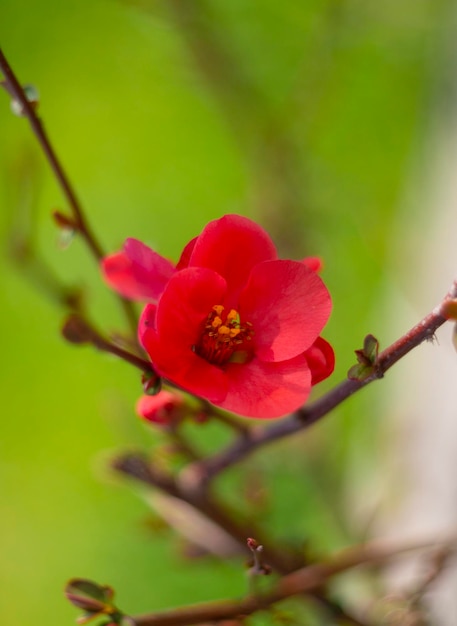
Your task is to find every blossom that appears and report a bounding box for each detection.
[136,390,184,425]
[102,215,334,418]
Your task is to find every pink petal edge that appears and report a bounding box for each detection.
[101,238,175,301]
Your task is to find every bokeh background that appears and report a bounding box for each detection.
[1,1,457,623]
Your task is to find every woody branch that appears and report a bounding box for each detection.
[131,535,455,626]
[182,279,457,487]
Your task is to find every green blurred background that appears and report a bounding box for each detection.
[0,1,455,623]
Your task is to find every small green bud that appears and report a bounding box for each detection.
[10,83,39,116]
[348,334,380,381]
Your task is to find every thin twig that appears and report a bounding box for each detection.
[93,336,154,374]
[113,452,368,626]
[411,544,456,603]
[131,536,454,626]
[187,280,457,483]
[62,313,155,375]
[165,424,202,463]
[111,452,300,573]
[0,48,101,256]
[0,47,138,334]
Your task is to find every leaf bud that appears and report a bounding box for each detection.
[10,83,39,116]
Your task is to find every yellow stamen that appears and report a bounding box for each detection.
[211,316,222,328]
[195,304,255,366]
[226,309,238,323]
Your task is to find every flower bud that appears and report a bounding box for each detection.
[136,391,184,426]
[61,314,96,345]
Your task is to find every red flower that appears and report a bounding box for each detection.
[102,215,334,418]
[137,390,184,425]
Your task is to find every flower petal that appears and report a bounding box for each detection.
[140,268,229,403]
[304,336,335,385]
[188,215,277,303]
[138,303,157,347]
[156,267,227,341]
[239,260,332,362]
[219,355,312,418]
[101,238,175,301]
[143,332,229,403]
[176,237,197,270]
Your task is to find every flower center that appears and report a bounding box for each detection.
[194,305,254,366]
